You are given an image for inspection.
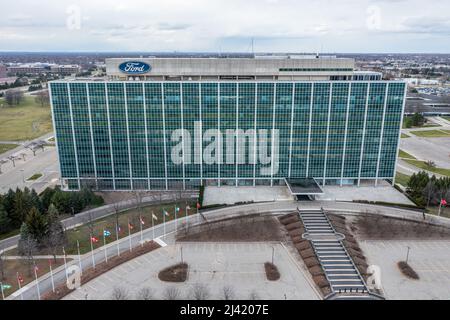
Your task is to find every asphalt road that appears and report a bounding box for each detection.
[0,192,197,252]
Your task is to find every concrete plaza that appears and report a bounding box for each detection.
[63,242,320,300]
[360,240,450,300]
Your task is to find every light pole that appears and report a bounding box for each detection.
[271,246,275,265]
[406,246,411,264]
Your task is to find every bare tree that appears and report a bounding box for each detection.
[112,202,121,230]
[34,90,50,107]
[221,286,235,300]
[135,287,154,300]
[110,287,129,300]
[190,283,210,300]
[4,89,24,106]
[18,234,38,276]
[45,207,66,263]
[163,286,181,300]
[84,211,95,236]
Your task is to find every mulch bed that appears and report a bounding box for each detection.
[397,261,419,280]
[264,262,280,281]
[177,215,284,242]
[278,213,331,296]
[42,241,160,300]
[158,263,188,282]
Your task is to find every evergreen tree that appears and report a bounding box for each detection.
[0,203,12,234]
[25,207,48,242]
[45,204,65,262]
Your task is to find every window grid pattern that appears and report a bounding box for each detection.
[50,81,405,190]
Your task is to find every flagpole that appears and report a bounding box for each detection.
[90,233,96,269]
[438,201,442,216]
[163,211,166,240]
[175,206,178,233]
[127,218,132,252]
[103,230,108,263]
[49,260,55,293]
[76,240,82,275]
[152,211,155,240]
[62,246,68,281]
[34,264,41,300]
[139,215,143,247]
[115,222,120,257]
[0,281,5,300]
[16,272,23,300]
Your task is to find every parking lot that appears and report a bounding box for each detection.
[64,242,320,300]
[360,240,450,300]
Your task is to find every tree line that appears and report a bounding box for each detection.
[0,186,104,275]
[406,171,450,207]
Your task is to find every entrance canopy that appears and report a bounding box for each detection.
[284,178,324,195]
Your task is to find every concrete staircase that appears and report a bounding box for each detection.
[298,208,379,299]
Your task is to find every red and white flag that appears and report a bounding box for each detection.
[90,236,99,243]
[128,222,134,230]
[17,274,24,284]
[140,216,145,225]
[441,199,447,206]
[196,202,201,209]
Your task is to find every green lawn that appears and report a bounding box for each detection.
[395,172,411,187]
[401,133,410,138]
[410,130,450,138]
[0,96,52,141]
[403,159,450,177]
[65,200,196,255]
[398,149,416,160]
[27,173,42,181]
[0,143,19,154]
[441,116,450,122]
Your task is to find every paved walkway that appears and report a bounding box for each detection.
[7,200,450,300]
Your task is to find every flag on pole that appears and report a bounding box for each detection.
[196,202,201,209]
[34,265,39,272]
[90,236,99,243]
[186,205,191,210]
[140,216,145,225]
[17,274,24,284]
[118,225,122,233]
[163,210,169,216]
[128,222,134,230]
[103,230,111,237]
[175,206,180,212]
[152,213,158,220]
[441,199,447,206]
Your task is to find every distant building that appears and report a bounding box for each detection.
[50,55,406,191]
[0,65,7,78]
[8,63,81,75]
[50,65,81,75]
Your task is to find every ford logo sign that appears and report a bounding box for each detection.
[118,61,151,74]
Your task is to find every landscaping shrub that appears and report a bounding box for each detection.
[313,275,329,288]
[309,266,325,276]
[264,262,280,281]
[285,221,303,231]
[398,261,419,279]
[158,263,188,282]
[304,257,320,268]
[299,248,315,259]
[288,229,303,238]
[279,215,299,225]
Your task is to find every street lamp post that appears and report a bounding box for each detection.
[406,246,411,264]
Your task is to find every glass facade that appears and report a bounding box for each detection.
[50,81,406,190]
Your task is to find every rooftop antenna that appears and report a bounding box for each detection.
[251,37,255,57]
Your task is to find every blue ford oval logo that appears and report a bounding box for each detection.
[118,61,151,74]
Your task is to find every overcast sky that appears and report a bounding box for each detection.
[1,0,449,53]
